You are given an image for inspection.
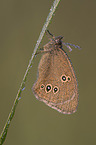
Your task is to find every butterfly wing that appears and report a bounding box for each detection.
[32,48,78,114]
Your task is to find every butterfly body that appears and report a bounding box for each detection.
[32,32,79,114]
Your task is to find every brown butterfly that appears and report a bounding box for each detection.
[32,30,80,114]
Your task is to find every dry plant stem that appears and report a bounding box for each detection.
[0,0,61,144]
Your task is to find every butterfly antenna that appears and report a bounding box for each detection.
[46,30,53,37]
[46,30,55,41]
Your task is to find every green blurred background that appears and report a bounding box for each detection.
[0,0,96,145]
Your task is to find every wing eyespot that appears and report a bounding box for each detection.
[45,84,52,93]
[60,74,67,82]
[40,84,45,89]
[53,86,59,94]
[67,76,71,82]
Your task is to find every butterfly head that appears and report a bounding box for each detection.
[54,36,63,45]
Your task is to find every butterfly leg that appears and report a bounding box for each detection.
[35,48,51,56]
[63,43,72,52]
[63,43,81,52]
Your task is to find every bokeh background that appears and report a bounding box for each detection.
[0,0,96,145]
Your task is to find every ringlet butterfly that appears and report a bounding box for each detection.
[32,30,80,114]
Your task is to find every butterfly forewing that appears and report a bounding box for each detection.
[32,47,78,114]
